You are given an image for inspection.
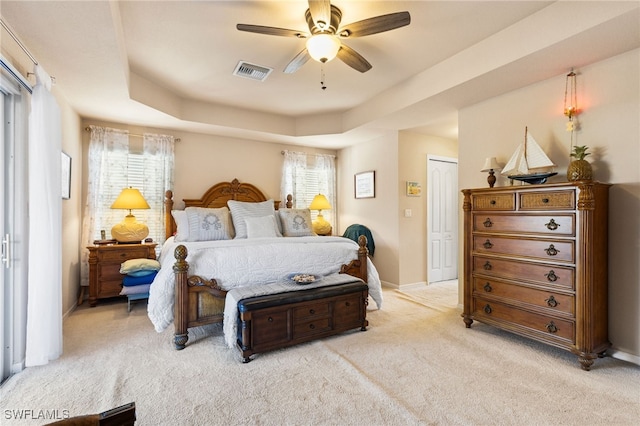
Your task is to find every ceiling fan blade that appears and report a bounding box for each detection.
[308,0,332,30]
[237,24,308,38]
[339,11,411,38]
[336,44,372,73]
[284,49,311,74]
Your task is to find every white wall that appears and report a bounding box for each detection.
[458,49,640,361]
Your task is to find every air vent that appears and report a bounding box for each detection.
[233,61,273,82]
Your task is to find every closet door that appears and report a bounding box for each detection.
[427,156,458,283]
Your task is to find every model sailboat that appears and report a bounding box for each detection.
[501,127,557,184]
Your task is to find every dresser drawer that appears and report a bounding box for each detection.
[98,264,122,281]
[473,278,574,316]
[99,247,153,262]
[293,301,330,321]
[293,318,332,339]
[473,297,575,342]
[472,193,515,211]
[473,236,574,262]
[473,214,575,236]
[251,309,290,348]
[98,279,123,298]
[519,190,575,210]
[473,256,574,290]
[333,293,365,327]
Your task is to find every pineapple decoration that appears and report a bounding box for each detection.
[567,145,593,181]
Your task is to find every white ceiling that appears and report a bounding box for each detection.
[1,1,638,149]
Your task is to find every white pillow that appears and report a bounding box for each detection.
[245,215,282,238]
[120,258,161,274]
[279,209,315,237]
[171,210,190,242]
[227,199,277,239]
[185,207,234,241]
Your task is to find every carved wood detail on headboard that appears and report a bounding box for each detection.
[164,178,283,240]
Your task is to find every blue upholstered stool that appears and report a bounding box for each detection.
[127,292,150,312]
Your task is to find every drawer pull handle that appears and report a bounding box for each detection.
[542,198,550,203]
[483,239,493,249]
[483,282,492,292]
[545,219,560,231]
[268,317,273,322]
[483,304,492,314]
[483,261,492,271]
[545,244,559,256]
[545,295,558,308]
[309,323,315,330]
[483,218,493,228]
[345,302,351,307]
[309,309,315,314]
[546,321,558,333]
[545,270,558,282]
[490,200,496,205]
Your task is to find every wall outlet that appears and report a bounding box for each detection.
[404,209,412,217]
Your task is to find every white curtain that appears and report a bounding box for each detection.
[25,65,62,367]
[141,133,175,247]
[281,150,336,228]
[80,126,129,287]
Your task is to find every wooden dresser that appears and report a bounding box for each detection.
[461,182,610,370]
[87,243,157,307]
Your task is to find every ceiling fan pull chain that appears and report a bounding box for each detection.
[320,64,327,90]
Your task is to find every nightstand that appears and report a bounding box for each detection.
[87,243,157,307]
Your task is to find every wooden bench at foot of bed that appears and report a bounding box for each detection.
[237,281,369,362]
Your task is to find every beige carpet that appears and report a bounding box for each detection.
[1,281,638,425]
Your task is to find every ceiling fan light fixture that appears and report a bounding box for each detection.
[306,33,341,63]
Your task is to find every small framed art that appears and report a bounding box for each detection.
[354,170,375,199]
[406,181,421,196]
[61,151,71,200]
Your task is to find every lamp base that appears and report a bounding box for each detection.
[312,215,332,236]
[111,215,149,243]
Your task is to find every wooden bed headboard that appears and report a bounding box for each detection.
[164,178,291,240]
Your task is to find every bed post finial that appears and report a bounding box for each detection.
[174,244,189,350]
[165,190,175,241]
[286,194,293,208]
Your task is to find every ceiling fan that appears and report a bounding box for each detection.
[236,0,411,74]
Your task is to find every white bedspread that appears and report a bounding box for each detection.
[147,236,383,334]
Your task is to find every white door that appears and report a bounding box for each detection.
[427,156,458,283]
[1,87,8,382]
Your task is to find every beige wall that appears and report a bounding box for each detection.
[398,131,458,286]
[458,49,640,361]
[338,132,400,286]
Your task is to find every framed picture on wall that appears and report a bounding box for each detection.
[406,181,421,196]
[61,151,71,200]
[354,170,375,199]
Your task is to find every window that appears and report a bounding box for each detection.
[80,126,174,286]
[281,151,336,227]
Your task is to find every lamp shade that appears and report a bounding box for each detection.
[480,157,502,172]
[111,188,150,211]
[309,194,332,211]
[306,34,341,63]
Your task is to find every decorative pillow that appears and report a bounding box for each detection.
[185,207,234,241]
[279,209,315,237]
[245,215,282,238]
[227,199,277,239]
[171,210,190,242]
[127,269,158,278]
[120,283,151,295]
[122,271,157,286]
[120,258,161,274]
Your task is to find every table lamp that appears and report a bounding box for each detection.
[110,187,150,243]
[309,194,332,235]
[481,157,502,188]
